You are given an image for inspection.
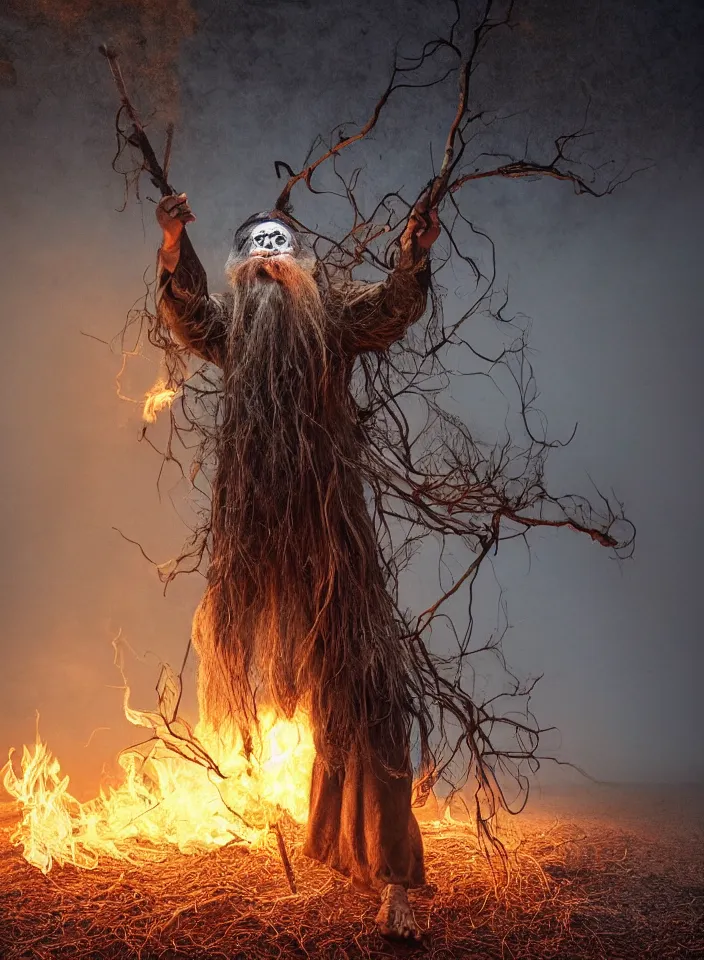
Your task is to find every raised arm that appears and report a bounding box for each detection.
[155,194,229,367]
[342,198,440,354]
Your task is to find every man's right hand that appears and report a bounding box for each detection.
[157,193,195,272]
[156,193,196,244]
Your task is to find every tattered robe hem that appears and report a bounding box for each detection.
[303,750,425,891]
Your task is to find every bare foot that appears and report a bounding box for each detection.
[375,883,419,940]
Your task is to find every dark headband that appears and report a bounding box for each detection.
[232,209,302,254]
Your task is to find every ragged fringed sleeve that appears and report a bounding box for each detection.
[156,230,230,368]
[339,246,431,355]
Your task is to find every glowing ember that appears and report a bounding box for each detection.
[142,378,177,423]
[2,679,315,874]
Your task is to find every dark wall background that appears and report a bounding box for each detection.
[1,0,702,798]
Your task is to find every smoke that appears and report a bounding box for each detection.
[5,0,197,121]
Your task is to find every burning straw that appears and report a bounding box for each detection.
[1,658,701,957]
[0,802,701,959]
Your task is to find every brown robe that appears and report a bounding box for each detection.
[157,231,430,890]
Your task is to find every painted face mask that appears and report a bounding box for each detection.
[248,221,294,255]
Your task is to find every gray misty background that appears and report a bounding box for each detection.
[0,0,702,800]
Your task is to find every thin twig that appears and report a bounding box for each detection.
[270,821,297,894]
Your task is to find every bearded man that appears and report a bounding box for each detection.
[155,190,439,939]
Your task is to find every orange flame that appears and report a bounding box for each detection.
[142,378,177,423]
[2,679,315,874]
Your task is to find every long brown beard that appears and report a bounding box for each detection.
[219,253,336,560]
[198,256,336,734]
[225,253,326,342]
[194,251,411,768]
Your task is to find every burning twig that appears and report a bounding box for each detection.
[270,821,297,894]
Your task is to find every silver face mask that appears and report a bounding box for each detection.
[248,221,294,255]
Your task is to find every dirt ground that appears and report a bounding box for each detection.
[0,782,702,959]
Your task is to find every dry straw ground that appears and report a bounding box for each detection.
[1,784,702,959]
